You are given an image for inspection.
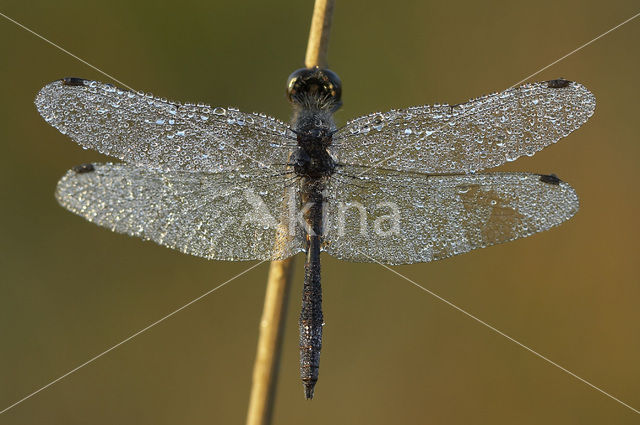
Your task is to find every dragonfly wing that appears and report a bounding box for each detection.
[56,163,305,261]
[332,80,595,173]
[322,167,579,264]
[36,79,294,172]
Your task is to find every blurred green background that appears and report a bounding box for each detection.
[1,0,639,423]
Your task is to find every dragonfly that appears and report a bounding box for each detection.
[35,67,595,399]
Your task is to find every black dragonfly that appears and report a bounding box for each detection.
[35,67,595,398]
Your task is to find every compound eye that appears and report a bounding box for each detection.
[286,68,311,103]
[320,69,342,102]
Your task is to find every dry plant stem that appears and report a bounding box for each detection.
[245,0,336,424]
[305,0,335,68]
[246,259,294,425]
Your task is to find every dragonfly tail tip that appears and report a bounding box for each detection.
[303,381,316,399]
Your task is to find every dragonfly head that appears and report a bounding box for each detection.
[287,67,342,112]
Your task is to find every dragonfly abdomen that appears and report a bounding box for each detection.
[300,232,323,399]
[299,180,326,399]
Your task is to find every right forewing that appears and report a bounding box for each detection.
[332,80,595,173]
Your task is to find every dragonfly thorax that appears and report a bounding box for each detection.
[290,98,337,179]
[293,143,336,179]
[292,116,336,178]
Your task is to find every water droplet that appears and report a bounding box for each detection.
[372,115,385,130]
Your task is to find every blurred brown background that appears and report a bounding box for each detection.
[1,0,638,424]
